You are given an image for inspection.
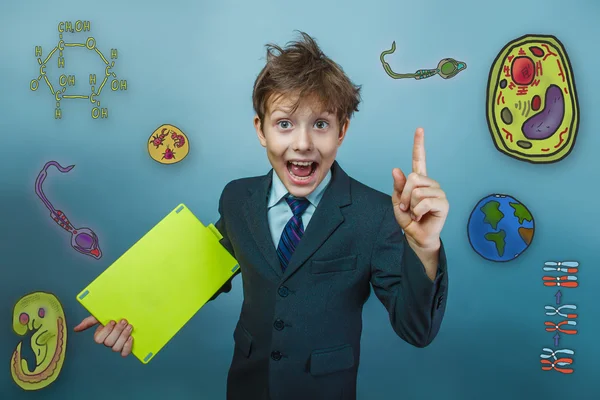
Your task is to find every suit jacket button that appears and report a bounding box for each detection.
[278,286,289,297]
[271,351,282,361]
[273,319,284,331]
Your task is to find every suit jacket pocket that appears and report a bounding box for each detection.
[310,255,358,274]
[233,322,253,357]
[309,344,355,376]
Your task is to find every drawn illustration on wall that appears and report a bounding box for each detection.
[466,194,534,262]
[379,41,466,80]
[35,161,102,259]
[541,261,578,374]
[148,124,190,164]
[545,304,577,319]
[540,348,574,374]
[10,292,67,390]
[543,260,579,287]
[486,34,579,164]
[29,20,128,120]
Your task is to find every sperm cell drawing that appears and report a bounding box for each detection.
[35,161,102,259]
[379,41,466,80]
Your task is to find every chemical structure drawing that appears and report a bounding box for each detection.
[541,260,579,374]
[29,21,127,119]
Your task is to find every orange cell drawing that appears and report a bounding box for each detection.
[148,124,190,164]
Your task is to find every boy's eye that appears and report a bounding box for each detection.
[278,121,292,129]
[315,120,329,129]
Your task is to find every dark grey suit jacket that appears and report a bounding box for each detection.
[212,161,448,400]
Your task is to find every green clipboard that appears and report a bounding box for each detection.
[76,203,239,364]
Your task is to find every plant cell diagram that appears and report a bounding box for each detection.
[486,34,579,163]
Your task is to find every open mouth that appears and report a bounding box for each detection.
[287,161,318,181]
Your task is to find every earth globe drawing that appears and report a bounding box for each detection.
[467,194,535,262]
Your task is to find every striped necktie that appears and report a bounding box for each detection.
[276,196,310,272]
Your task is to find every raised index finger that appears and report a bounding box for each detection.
[412,127,427,176]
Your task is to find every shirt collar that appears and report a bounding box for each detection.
[268,168,332,209]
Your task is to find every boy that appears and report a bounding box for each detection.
[74,31,449,400]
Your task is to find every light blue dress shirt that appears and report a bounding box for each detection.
[267,169,332,248]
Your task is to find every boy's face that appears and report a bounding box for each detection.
[255,93,349,198]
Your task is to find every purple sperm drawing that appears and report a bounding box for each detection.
[35,161,102,259]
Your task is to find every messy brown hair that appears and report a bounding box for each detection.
[252,31,362,129]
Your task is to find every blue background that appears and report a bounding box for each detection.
[1,0,598,399]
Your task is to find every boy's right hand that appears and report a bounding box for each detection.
[74,316,134,357]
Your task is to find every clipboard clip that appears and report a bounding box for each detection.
[207,224,223,241]
[174,204,223,241]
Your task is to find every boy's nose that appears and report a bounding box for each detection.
[292,129,313,151]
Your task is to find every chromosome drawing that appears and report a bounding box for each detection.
[148,124,190,164]
[486,34,579,163]
[545,304,577,319]
[540,348,574,374]
[541,260,579,374]
[379,41,466,80]
[29,20,128,119]
[35,161,102,259]
[466,194,534,262]
[543,261,579,288]
[10,292,67,390]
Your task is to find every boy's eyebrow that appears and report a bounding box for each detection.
[269,109,298,119]
[270,112,333,121]
[268,103,335,119]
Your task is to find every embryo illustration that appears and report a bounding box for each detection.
[10,291,68,390]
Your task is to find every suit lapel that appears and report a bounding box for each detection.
[242,169,284,278]
[281,161,352,282]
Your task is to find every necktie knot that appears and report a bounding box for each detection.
[285,196,310,217]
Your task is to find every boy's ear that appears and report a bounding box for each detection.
[338,118,350,144]
[254,115,267,147]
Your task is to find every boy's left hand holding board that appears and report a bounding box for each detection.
[392,128,449,279]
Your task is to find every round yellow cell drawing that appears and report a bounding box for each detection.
[148,124,190,164]
[486,34,579,163]
[10,291,67,391]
